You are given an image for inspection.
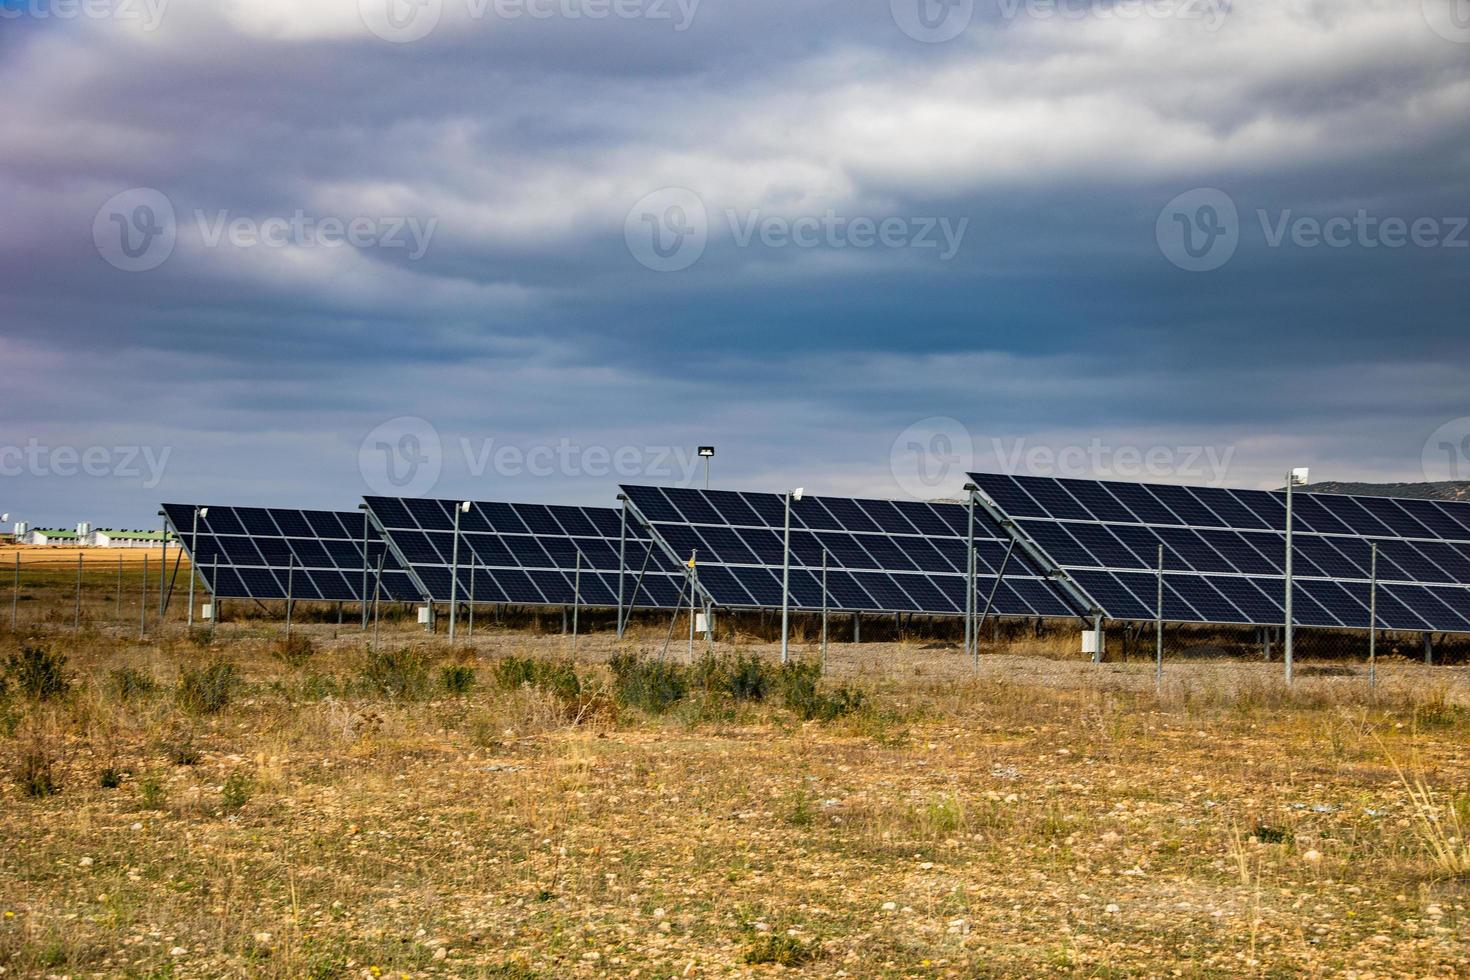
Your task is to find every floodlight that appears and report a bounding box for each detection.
[460,500,472,513]
[697,446,715,457]
[791,488,804,501]
[1290,467,1310,487]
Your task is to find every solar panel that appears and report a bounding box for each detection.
[363,497,688,609]
[161,504,421,602]
[620,485,1085,618]
[969,474,1470,634]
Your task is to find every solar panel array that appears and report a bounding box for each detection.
[363,497,689,609]
[620,485,1082,618]
[969,474,1470,633]
[161,504,420,602]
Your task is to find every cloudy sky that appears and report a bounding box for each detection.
[1,0,1468,526]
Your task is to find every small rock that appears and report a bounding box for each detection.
[1104,904,1120,914]
[1302,850,1323,864]
[79,857,94,867]
[170,947,187,956]
[881,902,897,911]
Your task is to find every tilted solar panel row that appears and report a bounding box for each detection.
[161,503,420,602]
[621,485,1085,618]
[363,496,690,608]
[970,474,1470,633]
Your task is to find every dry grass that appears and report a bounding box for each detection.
[1,620,1469,976]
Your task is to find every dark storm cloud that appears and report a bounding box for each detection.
[1,0,1468,525]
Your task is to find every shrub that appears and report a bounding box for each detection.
[163,728,202,766]
[221,770,253,812]
[441,664,477,695]
[270,633,318,669]
[6,645,70,702]
[107,666,157,702]
[743,934,820,967]
[176,661,238,715]
[359,648,430,700]
[779,661,865,722]
[138,772,166,809]
[494,657,581,702]
[695,653,775,702]
[609,655,688,714]
[99,766,123,789]
[13,743,60,798]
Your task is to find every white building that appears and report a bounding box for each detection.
[21,528,82,546]
[93,529,172,549]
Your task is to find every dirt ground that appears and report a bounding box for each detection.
[2,620,1469,978]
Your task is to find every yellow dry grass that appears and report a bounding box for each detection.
[2,622,1469,977]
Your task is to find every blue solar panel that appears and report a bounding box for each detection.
[163,503,414,602]
[622,484,1082,618]
[365,496,685,609]
[968,474,1470,634]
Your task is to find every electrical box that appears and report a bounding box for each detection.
[417,606,432,625]
[1081,630,1102,655]
[201,603,214,621]
[695,612,713,634]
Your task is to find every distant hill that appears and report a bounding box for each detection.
[1302,481,1470,503]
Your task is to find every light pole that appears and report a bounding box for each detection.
[448,500,470,642]
[698,447,715,490]
[1283,467,1308,685]
[187,507,208,629]
[780,487,803,664]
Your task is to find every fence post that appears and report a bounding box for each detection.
[116,553,123,619]
[1155,544,1164,692]
[820,551,828,672]
[140,553,148,639]
[74,553,83,634]
[1368,542,1377,696]
[11,552,18,631]
[572,551,582,655]
[285,555,295,639]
